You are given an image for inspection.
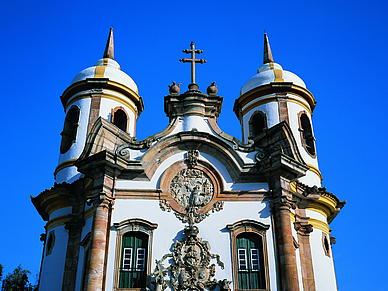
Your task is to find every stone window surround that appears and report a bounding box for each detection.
[226,220,271,291]
[46,230,55,256]
[322,232,331,257]
[111,106,129,132]
[297,110,317,158]
[113,219,158,291]
[60,105,81,154]
[248,110,268,138]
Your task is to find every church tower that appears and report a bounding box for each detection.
[55,28,143,184]
[32,31,345,291]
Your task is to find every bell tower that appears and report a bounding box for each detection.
[234,33,320,187]
[55,28,144,184]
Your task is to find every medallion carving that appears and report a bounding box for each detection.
[170,169,213,209]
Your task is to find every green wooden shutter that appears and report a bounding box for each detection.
[236,233,265,289]
[119,232,148,288]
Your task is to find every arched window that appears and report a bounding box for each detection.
[111,107,128,132]
[46,230,55,256]
[60,106,80,154]
[249,111,267,138]
[298,111,316,157]
[227,220,270,291]
[113,219,158,290]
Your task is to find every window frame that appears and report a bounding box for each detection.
[298,111,316,158]
[248,110,268,139]
[113,219,158,291]
[111,106,129,132]
[226,220,271,291]
[60,105,80,154]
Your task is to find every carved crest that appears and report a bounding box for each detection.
[153,225,230,291]
[170,169,213,209]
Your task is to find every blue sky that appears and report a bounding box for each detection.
[0,0,387,289]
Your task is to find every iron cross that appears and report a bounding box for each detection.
[179,41,207,84]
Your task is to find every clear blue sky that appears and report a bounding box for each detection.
[1,0,387,290]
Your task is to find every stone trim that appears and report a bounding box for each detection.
[226,220,271,291]
[113,219,158,291]
[111,106,129,132]
[45,230,55,256]
[322,232,331,257]
[297,111,316,158]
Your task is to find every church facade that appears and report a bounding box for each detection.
[32,29,345,291]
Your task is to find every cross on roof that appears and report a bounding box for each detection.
[179,41,207,85]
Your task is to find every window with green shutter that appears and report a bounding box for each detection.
[236,233,265,289]
[119,232,148,288]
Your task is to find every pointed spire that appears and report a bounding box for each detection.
[103,27,114,59]
[263,33,273,64]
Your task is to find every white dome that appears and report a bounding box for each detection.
[240,62,306,96]
[71,58,138,93]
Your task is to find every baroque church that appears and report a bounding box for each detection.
[32,28,345,291]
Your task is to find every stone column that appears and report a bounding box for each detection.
[271,197,300,291]
[86,188,115,291]
[294,211,315,291]
[269,174,300,291]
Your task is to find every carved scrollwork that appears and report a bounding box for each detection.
[160,199,172,212]
[153,225,228,291]
[185,150,199,168]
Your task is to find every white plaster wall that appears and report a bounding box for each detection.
[56,97,91,183]
[99,93,137,136]
[242,100,280,143]
[39,226,68,291]
[287,101,321,187]
[310,228,337,291]
[105,199,278,291]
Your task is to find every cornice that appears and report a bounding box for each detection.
[60,78,143,115]
[235,82,316,116]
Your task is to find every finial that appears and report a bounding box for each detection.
[207,81,218,95]
[263,33,273,64]
[168,81,181,94]
[103,27,114,59]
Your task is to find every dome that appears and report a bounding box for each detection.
[71,58,138,93]
[240,62,306,96]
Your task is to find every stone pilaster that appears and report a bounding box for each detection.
[86,183,115,291]
[57,180,85,291]
[294,211,315,291]
[271,194,300,291]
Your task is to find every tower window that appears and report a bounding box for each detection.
[46,230,55,256]
[111,107,128,132]
[60,106,80,154]
[298,111,316,157]
[249,111,267,138]
[227,220,270,291]
[322,233,331,257]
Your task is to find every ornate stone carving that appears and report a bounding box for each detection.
[153,225,229,291]
[185,150,199,168]
[294,221,313,236]
[160,199,172,212]
[170,169,213,209]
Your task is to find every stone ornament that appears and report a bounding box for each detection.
[170,169,213,209]
[153,225,230,291]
